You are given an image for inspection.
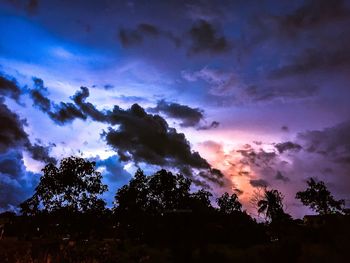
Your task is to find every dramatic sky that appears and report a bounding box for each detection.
[1,0,350,218]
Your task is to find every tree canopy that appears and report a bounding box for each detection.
[296,178,344,215]
[217,192,242,214]
[114,169,217,215]
[20,156,108,215]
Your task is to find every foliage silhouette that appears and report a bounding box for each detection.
[296,178,345,215]
[114,168,214,215]
[217,192,242,214]
[20,156,108,215]
[2,155,349,261]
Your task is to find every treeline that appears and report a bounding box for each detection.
[1,156,349,262]
[18,156,346,219]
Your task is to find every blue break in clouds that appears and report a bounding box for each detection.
[0,14,56,64]
[0,13,113,72]
[95,155,131,207]
[0,149,39,212]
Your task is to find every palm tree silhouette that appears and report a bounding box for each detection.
[257,189,284,222]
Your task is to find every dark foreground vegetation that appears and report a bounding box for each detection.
[0,157,349,262]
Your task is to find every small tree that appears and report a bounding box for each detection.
[20,156,108,215]
[217,192,242,214]
[296,178,344,215]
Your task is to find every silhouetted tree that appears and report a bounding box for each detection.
[148,169,192,211]
[296,178,344,215]
[20,156,108,215]
[189,189,213,212]
[217,192,242,214]
[114,169,215,215]
[114,168,149,214]
[257,189,289,222]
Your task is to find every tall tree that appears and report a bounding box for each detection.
[296,178,344,215]
[217,192,242,214]
[20,156,108,215]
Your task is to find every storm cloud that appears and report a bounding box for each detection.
[275,141,302,154]
[297,120,350,164]
[30,77,51,112]
[0,98,28,152]
[0,73,21,102]
[0,97,56,164]
[250,178,269,188]
[149,99,216,128]
[0,149,39,211]
[27,82,225,186]
[103,103,224,184]
[188,20,231,55]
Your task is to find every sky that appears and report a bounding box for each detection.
[0,0,350,218]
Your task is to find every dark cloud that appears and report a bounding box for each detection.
[197,121,220,130]
[237,146,277,167]
[28,83,224,185]
[183,67,320,104]
[25,143,56,164]
[0,150,23,179]
[30,78,86,124]
[71,87,107,122]
[103,84,114,90]
[29,82,105,125]
[0,73,21,102]
[263,0,350,79]
[0,98,28,152]
[48,102,87,124]
[119,23,180,48]
[30,77,51,112]
[281,125,289,132]
[0,149,38,211]
[149,99,205,127]
[198,168,225,186]
[104,103,208,167]
[188,20,231,54]
[249,178,269,188]
[297,120,350,164]
[275,171,290,182]
[233,188,244,196]
[276,0,349,33]
[275,141,302,154]
[0,97,56,164]
[103,103,224,185]
[269,45,350,78]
